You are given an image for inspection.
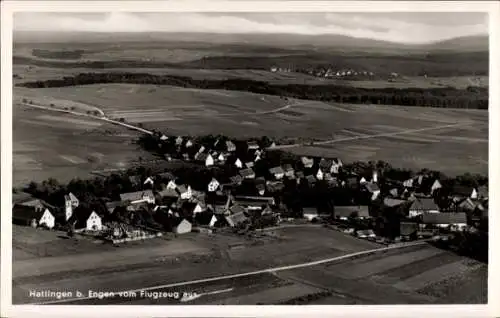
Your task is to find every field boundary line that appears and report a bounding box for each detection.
[31,241,429,305]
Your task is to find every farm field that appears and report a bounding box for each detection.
[13,64,488,89]
[12,225,487,305]
[13,102,155,187]
[15,83,488,176]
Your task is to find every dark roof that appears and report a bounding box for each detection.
[335,206,370,218]
[365,182,380,193]
[226,212,248,226]
[120,190,154,202]
[383,198,406,208]
[303,207,318,215]
[295,171,305,178]
[230,175,243,184]
[409,198,439,211]
[319,158,332,170]
[269,166,284,175]
[230,204,245,214]
[477,185,488,198]
[13,205,44,222]
[266,181,284,192]
[239,168,255,178]
[106,201,125,212]
[158,187,178,198]
[400,222,418,236]
[422,212,467,224]
[283,164,294,172]
[451,185,475,196]
[306,175,316,184]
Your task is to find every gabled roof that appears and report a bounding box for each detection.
[230,175,243,184]
[383,198,406,208]
[306,175,316,183]
[13,204,47,221]
[105,201,125,212]
[158,187,179,198]
[400,222,418,236]
[409,198,439,211]
[282,164,294,172]
[364,182,380,193]
[230,204,246,215]
[239,168,255,178]
[301,156,314,166]
[120,190,154,202]
[422,212,467,224]
[269,166,284,175]
[335,206,370,218]
[226,212,248,227]
[477,185,488,198]
[177,185,189,194]
[295,171,305,178]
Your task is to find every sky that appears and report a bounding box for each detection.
[13,12,488,44]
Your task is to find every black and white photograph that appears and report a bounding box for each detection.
[1,1,498,317]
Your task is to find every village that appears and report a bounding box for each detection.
[13,131,488,250]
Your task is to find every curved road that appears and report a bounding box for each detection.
[32,240,430,305]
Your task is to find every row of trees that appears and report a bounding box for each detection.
[18,72,488,109]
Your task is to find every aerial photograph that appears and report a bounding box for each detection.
[11,12,488,305]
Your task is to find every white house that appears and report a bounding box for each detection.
[176,136,183,145]
[330,158,343,174]
[209,215,218,228]
[39,208,55,229]
[144,177,154,186]
[359,177,367,184]
[218,153,226,163]
[166,180,177,190]
[234,158,243,169]
[160,134,168,141]
[185,140,194,148]
[120,190,155,205]
[205,154,214,167]
[208,178,220,192]
[193,203,205,215]
[372,171,378,183]
[174,219,192,234]
[178,185,193,200]
[431,180,442,194]
[316,169,324,180]
[470,188,479,200]
[403,178,414,188]
[86,211,103,231]
[68,192,79,207]
[408,198,440,218]
[303,208,319,222]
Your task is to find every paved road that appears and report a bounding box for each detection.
[29,241,429,305]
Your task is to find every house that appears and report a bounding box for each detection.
[226,212,248,227]
[233,196,274,209]
[64,194,77,221]
[226,140,236,152]
[105,201,125,214]
[230,175,243,185]
[177,185,193,200]
[364,182,381,201]
[265,181,284,193]
[160,134,168,141]
[451,185,479,199]
[408,198,439,218]
[330,158,343,174]
[193,203,206,215]
[129,175,141,188]
[185,139,194,148]
[67,192,80,207]
[176,136,184,145]
[247,141,260,150]
[234,158,243,169]
[303,208,319,221]
[209,215,218,227]
[269,166,285,179]
[301,157,314,168]
[217,153,227,163]
[245,161,254,168]
[356,229,376,239]
[400,222,418,240]
[120,190,155,205]
[422,212,467,231]
[208,178,220,192]
[371,171,378,183]
[12,205,55,229]
[204,154,214,167]
[334,206,370,220]
[403,178,414,188]
[174,219,192,234]
[359,177,367,185]
[457,198,479,212]
[316,168,324,181]
[230,204,246,215]
[71,210,103,231]
[240,168,255,179]
[383,198,406,208]
[143,176,155,186]
[256,183,266,196]
[305,175,317,186]
[477,185,488,199]
[430,179,442,194]
[282,164,295,178]
[158,187,179,198]
[269,141,277,148]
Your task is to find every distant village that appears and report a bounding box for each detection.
[270,65,385,80]
[13,132,488,248]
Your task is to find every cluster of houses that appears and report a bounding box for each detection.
[301,67,375,79]
[12,133,489,245]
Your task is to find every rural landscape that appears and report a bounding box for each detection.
[11,12,488,305]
